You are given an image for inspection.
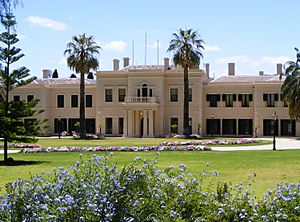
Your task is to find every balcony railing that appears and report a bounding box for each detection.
[125,96,157,103]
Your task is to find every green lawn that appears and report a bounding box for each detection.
[21,137,271,148]
[1,149,300,197]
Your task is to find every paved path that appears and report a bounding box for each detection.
[0,138,300,154]
[212,137,300,151]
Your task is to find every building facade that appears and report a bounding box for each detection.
[11,58,300,137]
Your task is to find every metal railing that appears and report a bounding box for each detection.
[125,96,157,103]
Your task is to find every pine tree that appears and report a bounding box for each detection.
[0,12,44,163]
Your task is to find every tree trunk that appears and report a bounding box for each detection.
[79,72,86,139]
[183,65,190,138]
[4,137,8,162]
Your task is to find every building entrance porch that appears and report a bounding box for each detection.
[123,109,155,137]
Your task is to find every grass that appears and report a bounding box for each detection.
[19,137,271,148]
[1,149,300,197]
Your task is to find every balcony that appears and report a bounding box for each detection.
[125,96,158,103]
[123,96,159,109]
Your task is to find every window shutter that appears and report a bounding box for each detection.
[217,94,221,101]
[263,94,267,101]
[249,94,253,101]
[222,94,226,101]
[233,94,236,101]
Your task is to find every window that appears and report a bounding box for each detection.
[188,88,192,102]
[54,118,67,133]
[57,95,64,108]
[105,117,113,134]
[281,119,295,136]
[118,117,124,134]
[105,89,113,102]
[170,88,178,102]
[263,93,278,107]
[86,95,92,107]
[222,119,236,135]
[137,89,141,97]
[206,94,220,107]
[71,95,78,108]
[263,119,278,136]
[222,94,236,107]
[238,119,253,135]
[86,118,96,134]
[118,88,126,102]
[27,95,34,102]
[142,84,148,97]
[170,117,178,134]
[238,94,252,107]
[280,94,288,107]
[149,89,153,97]
[13,95,20,102]
[206,118,221,136]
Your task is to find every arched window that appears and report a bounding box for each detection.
[142,84,148,97]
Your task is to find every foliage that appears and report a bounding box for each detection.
[0,12,44,162]
[0,0,21,16]
[87,72,94,79]
[70,73,77,78]
[64,33,101,139]
[51,69,58,78]
[1,154,300,221]
[167,28,204,138]
[281,48,300,121]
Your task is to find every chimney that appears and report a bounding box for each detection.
[42,69,51,79]
[205,63,210,78]
[228,63,235,76]
[113,59,120,71]
[259,71,264,76]
[123,57,130,68]
[164,57,169,70]
[277,63,282,75]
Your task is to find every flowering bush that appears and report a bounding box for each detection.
[0,143,41,148]
[1,154,300,221]
[20,145,211,153]
[160,138,259,146]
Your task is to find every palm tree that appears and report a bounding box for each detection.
[167,28,204,137]
[281,48,300,121]
[64,33,101,138]
[0,0,21,16]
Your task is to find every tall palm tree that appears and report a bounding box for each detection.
[167,28,204,137]
[64,33,101,138]
[281,48,300,121]
[0,0,21,16]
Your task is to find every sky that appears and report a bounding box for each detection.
[8,0,300,79]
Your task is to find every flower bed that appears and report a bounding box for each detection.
[0,143,41,148]
[20,145,211,153]
[160,138,259,146]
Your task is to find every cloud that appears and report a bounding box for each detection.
[258,56,291,65]
[27,16,66,31]
[102,40,127,53]
[59,57,67,66]
[205,44,222,52]
[216,55,250,64]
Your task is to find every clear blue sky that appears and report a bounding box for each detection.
[10,0,299,78]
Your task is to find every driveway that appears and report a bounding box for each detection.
[212,137,300,151]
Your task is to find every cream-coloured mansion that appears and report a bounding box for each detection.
[13,57,299,137]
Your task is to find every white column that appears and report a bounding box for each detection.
[123,110,128,137]
[128,110,133,137]
[143,110,148,137]
[149,110,154,137]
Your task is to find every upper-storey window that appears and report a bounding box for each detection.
[118,88,126,102]
[71,95,78,108]
[263,93,278,107]
[238,94,253,107]
[13,95,20,102]
[170,88,178,102]
[206,94,220,107]
[142,84,148,97]
[86,95,93,107]
[280,94,288,107]
[105,89,113,102]
[27,95,34,102]
[222,94,236,107]
[57,95,64,108]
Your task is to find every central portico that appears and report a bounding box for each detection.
[123,96,159,137]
